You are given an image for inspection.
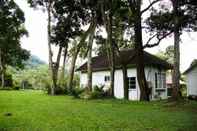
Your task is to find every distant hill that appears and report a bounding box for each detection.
[25,55,46,68]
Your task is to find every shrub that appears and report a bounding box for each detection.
[79,85,110,100]
[20,80,33,89]
[44,83,67,95]
[188,95,197,101]
[44,82,51,94]
[89,91,103,99]
[71,87,85,98]
[0,73,13,87]
[72,75,80,88]
[94,85,104,92]
[12,86,20,90]
[54,86,67,95]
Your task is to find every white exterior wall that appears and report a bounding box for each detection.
[186,67,197,96]
[79,66,168,100]
[145,67,168,100]
[80,71,110,89]
[114,70,124,99]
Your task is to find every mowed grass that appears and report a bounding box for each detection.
[0,91,197,131]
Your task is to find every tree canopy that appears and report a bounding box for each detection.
[0,0,29,87]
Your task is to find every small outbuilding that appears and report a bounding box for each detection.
[184,60,197,97]
[77,49,172,100]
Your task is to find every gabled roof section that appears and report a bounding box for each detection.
[77,49,173,72]
[183,60,197,74]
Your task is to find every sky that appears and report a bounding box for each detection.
[15,0,197,72]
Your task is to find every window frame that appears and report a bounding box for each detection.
[104,76,110,82]
[127,77,136,89]
[155,72,166,89]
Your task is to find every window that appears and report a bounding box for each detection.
[128,77,136,89]
[104,76,110,82]
[155,73,166,89]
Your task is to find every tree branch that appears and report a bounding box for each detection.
[141,0,161,15]
[143,31,173,49]
[144,33,158,47]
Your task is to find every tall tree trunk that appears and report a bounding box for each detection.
[87,27,95,91]
[67,23,95,92]
[46,1,55,95]
[108,4,115,97]
[79,17,96,92]
[60,46,68,84]
[67,46,80,92]
[0,49,5,88]
[109,59,115,96]
[172,0,181,100]
[1,69,5,88]
[101,0,115,97]
[52,46,62,92]
[133,0,150,101]
[122,65,129,99]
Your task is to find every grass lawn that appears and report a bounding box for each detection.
[0,90,197,131]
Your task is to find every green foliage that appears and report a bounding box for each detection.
[71,87,85,98]
[43,81,51,93]
[7,52,80,93]
[190,59,197,67]
[72,74,80,88]
[0,0,29,69]
[78,85,110,99]
[89,91,103,99]
[9,65,50,90]
[0,72,13,87]
[156,45,174,64]
[91,85,110,99]
[147,0,197,38]
[188,95,197,100]
[12,85,20,90]
[45,85,67,95]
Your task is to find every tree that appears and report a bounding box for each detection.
[171,0,181,100]
[87,20,96,91]
[0,0,29,87]
[104,0,115,96]
[127,0,180,101]
[128,0,153,101]
[171,0,197,100]
[98,0,132,99]
[79,1,98,91]
[52,0,91,88]
[156,45,174,64]
[27,0,85,94]
[147,0,197,100]
[67,24,95,92]
[112,1,134,99]
[67,0,101,92]
[27,0,57,94]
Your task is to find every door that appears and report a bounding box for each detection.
[128,77,138,100]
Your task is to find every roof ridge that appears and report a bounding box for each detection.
[76,49,172,72]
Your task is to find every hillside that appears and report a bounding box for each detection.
[24,55,46,68]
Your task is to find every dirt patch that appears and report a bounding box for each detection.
[4,112,12,117]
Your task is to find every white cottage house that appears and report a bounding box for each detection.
[77,49,172,100]
[184,60,197,97]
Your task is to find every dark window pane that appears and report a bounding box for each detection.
[127,77,136,89]
[104,76,110,82]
